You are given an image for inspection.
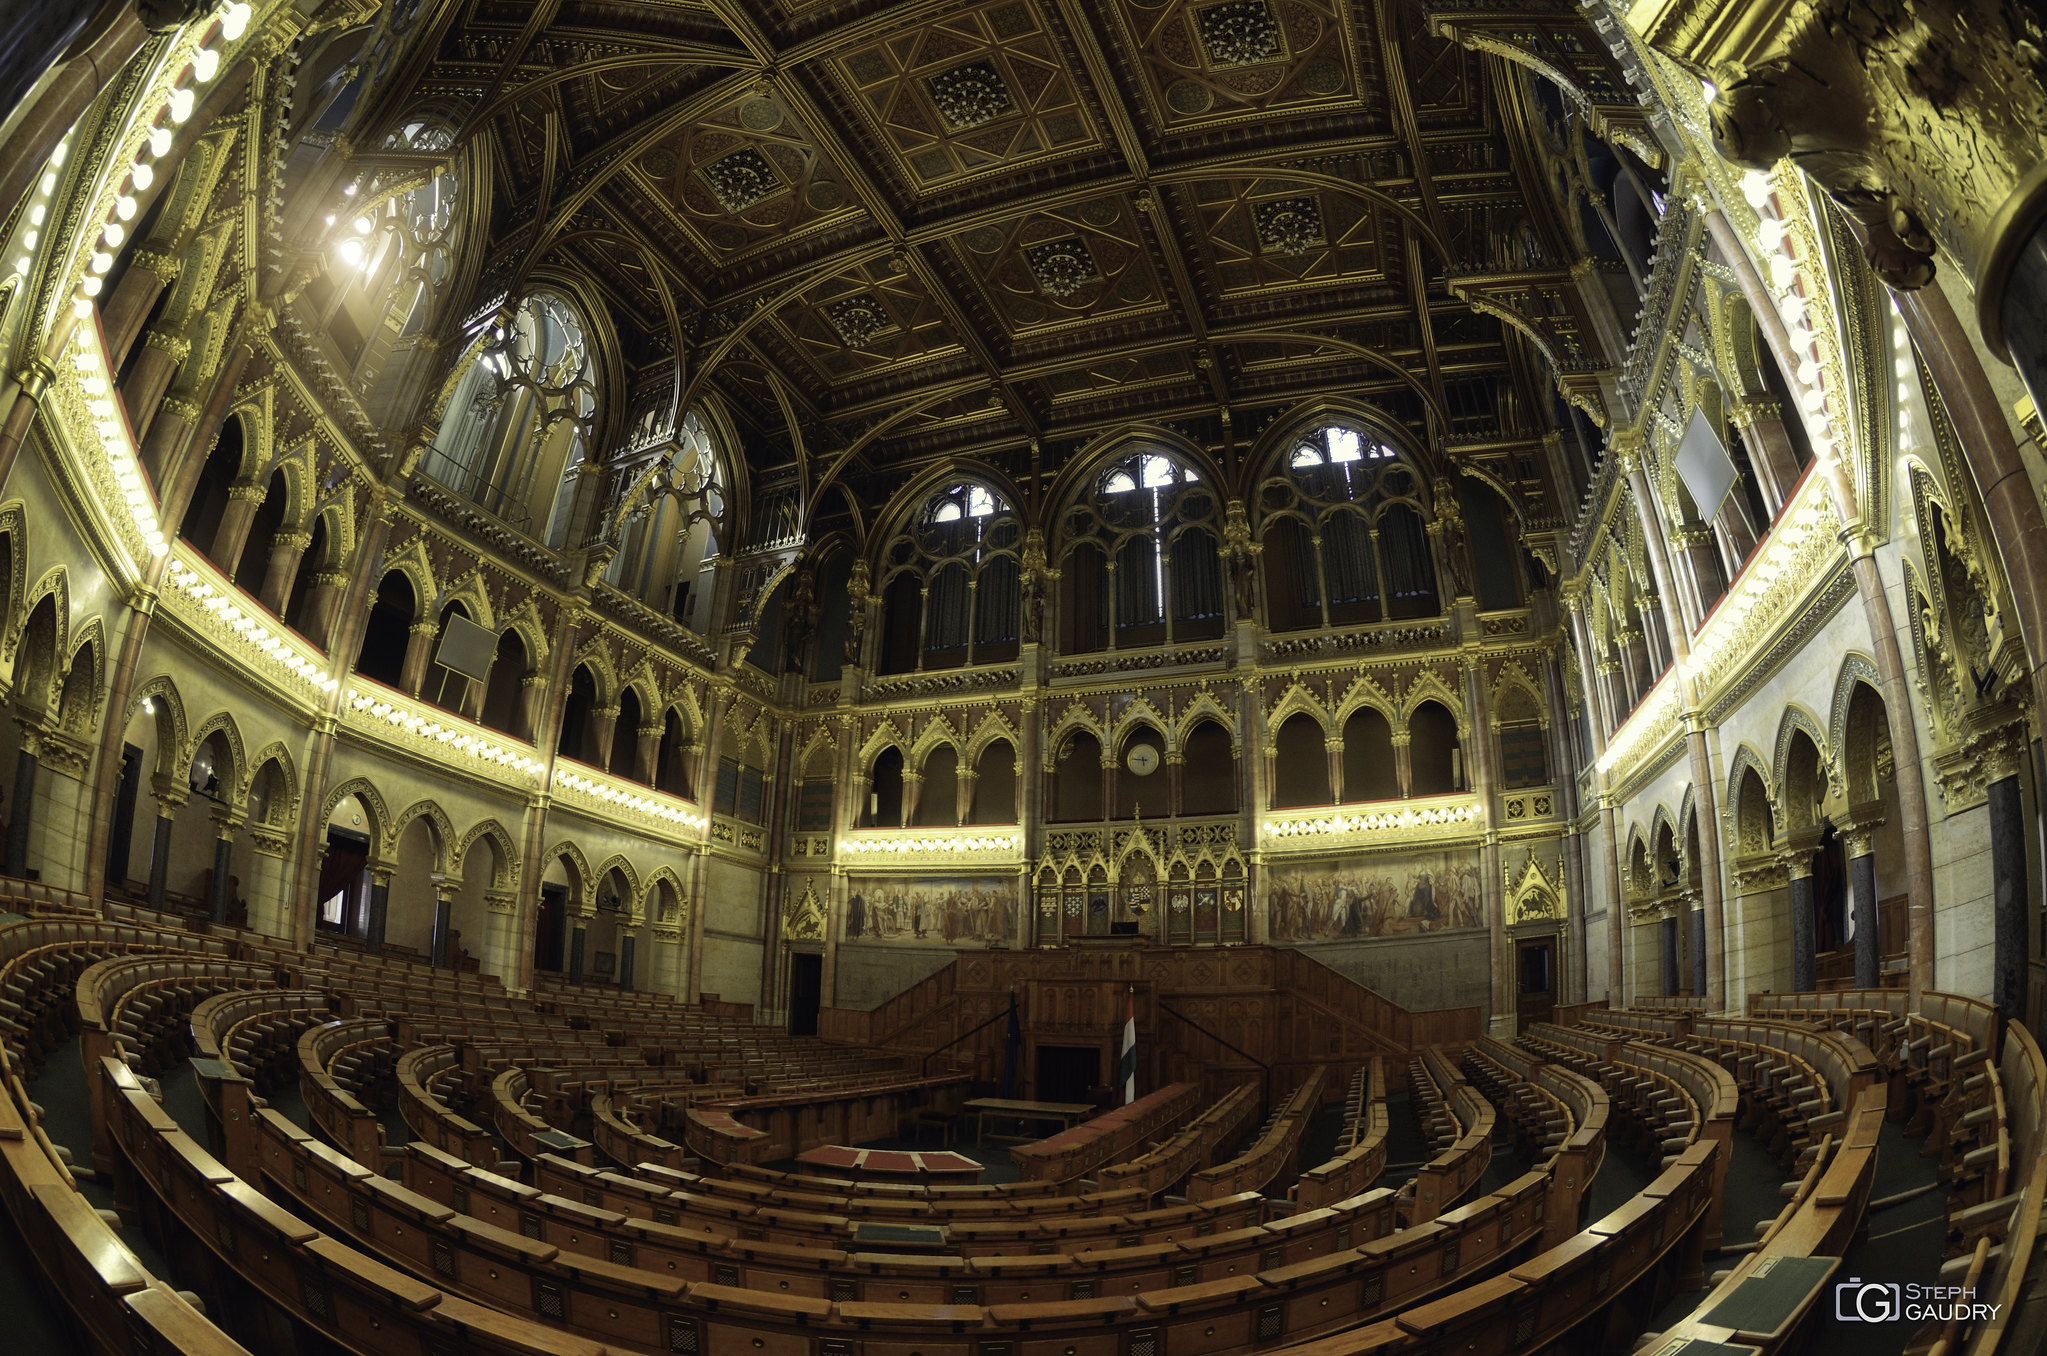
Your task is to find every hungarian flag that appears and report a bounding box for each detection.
[1118,988,1137,1104]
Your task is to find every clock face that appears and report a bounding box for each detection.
[1126,744,1160,776]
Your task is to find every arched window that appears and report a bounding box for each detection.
[1181,721,1237,815]
[306,119,461,423]
[1271,714,1331,807]
[1408,701,1463,795]
[355,571,415,688]
[877,482,1021,674]
[1341,708,1399,800]
[1495,686,1551,789]
[1060,447,1222,654]
[1259,422,1439,629]
[603,411,727,629]
[421,291,597,541]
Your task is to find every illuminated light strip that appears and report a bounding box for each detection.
[163,559,337,692]
[552,767,707,830]
[1262,801,1485,838]
[342,687,549,776]
[1739,169,1846,467]
[70,324,167,556]
[72,4,245,312]
[836,833,1026,855]
[9,132,70,278]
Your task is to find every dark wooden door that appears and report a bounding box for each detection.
[788,952,822,1036]
[533,884,566,973]
[1516,935,1556,1033]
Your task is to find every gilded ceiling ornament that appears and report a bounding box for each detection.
[1253,196,1326,256]
[1024,237,1101,298]
[699,147,784,213]
[826,295,895,348]
[926,60,1014,131]
[1196,0,1285,69]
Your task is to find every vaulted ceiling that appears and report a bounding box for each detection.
[377,0,1633,521]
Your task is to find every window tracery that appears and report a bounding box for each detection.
[603,412,728,630]
[1060,447,1223,653]
[421,291,598,542]
[877,482,1021,673]
[1258,422,1437,630]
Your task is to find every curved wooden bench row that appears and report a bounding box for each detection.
[0,1045,243,1353]
[1403,1049,1493,1225]
[396,1044,498,1168]
[296,1017,394,1167]
[701,1071,972,1163]
[190,987,331,1082]
[1189,1066,1327,1203]
[1096,1080,1259,1197]
[1296,1056,1388,1209]
[490,1065,594,1166]
[410,1140,1428,1299]
[224,1073,1560,1352]
[1010,1081,1204,1185]
[1263,1140,1722,1356]
[1463,1038,1609,1246]
[591,1088,689,1170]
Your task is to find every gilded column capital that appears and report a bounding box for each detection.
[408,620,438,636]
[227,482,270,502]
[142,331,192,361]
[157,396,202,423]
[131,249,183,279]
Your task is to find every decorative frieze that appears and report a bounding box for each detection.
[1263,795,1485,851]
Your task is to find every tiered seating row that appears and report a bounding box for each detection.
[1009,1081,1203,1185]
[1295,1056,1388,1209]
[1402,1049,1493,1225]
[1188,1065,1327,1203]
[1095,1080,1259,1197]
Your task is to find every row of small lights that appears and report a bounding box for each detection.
[554,767,708,831]
[837,832,1025,855]
[10,133,70,277]
[74,4,252,308]
[1263,801,1484,837]
[1740,169,1845,467]
[165,561,337,690]
[345,688,551,776]
[56,5,253,562]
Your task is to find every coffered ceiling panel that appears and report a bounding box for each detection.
[769,261,963,383]
[1182,175,1390,297]
[631,90,864,264]
[1104,0,1365,132]
[943,192,1168,339]
[823,0,1106,194]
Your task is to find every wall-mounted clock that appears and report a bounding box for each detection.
[1125,744,1160,776]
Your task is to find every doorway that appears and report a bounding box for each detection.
[1034,1044,1100,1105]
[534,883,566,973]
[1516,935,1556,1033]
[788,952,822,1036]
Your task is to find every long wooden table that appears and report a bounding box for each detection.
[963,1097,1097,1145]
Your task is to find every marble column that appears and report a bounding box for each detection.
[954,770,977,826]
[398,621,438,697]
[1989,771,2029,1019]
[298,570,349,647]
[430,877,454,968]
[901,772,922,828]
[587,704,620,770]
[633,724,661,785]
[145,796,179,910]
[120,329,190,442]
[1689,897,1707,997]
[1788,855,1816,993]
[102,252,178,369]
[481,892,518,982]
[1729,404,1803,516]
[1326,740,1345,804]
[257,531,311,614]
[3,740,39,878]
[516,674,549,744]
[244,838,290,939]
[205,816,239,924]
[1661,915,1680,997]
[366,868,392,956]
[619,933,636,991]
[1846,825,1881,989]
[568,916,588,984]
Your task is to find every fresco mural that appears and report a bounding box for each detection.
[1267,851,1485,941]
[845,876,1019,946]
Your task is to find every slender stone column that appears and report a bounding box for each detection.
[1729,404,1802,517]
[1788,854,1817,993]
[209,482,269,578]
[121,330,191,441]
[481,892,518,982]
[1098,757,1115,821]
[1675,529,1726,620]
[516,674,548,744]
[1989,768,2028,1019]
[633,723,661,785]
[4,738,41,879]
[430,878,454,968]
[103,252,180,370]
[0,357,57,495]
[297,570,347,647]
[1689,895,1707,997]
[568,915,588,983]
[1845,824,1881,989]
[206,818,238,924]
[619,933,636,991]
[157,342,251,530]
[1661,915,1680,997]
[365,868,392,956]
[0,9,146,267]
[1392,734,1412,797]
[258,532,311,614]
[1325,739,1345,804]
[901,772,923,828]
[1601,804,1625,1005]
[587,704,620,770]
[954,770,977,826]
[398,621,438,697]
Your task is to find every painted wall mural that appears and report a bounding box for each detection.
[846,875,1019,946]
[1267,851,1485,941]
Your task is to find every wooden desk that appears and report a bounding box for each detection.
[964,1097,1096,1146]
[794,1145,984,1181]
